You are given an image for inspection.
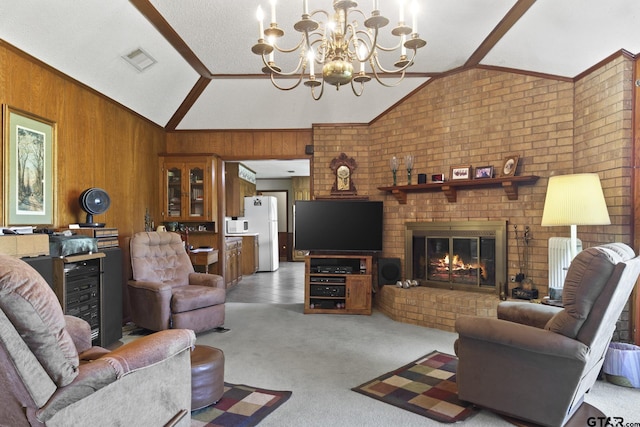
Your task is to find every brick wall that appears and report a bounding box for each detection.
[310,57,635,334]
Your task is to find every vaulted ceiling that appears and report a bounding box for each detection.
[1,0,640,133]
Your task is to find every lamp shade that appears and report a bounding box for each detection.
[541,173,611,226]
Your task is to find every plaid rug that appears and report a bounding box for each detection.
[191,382,291,427]
[352,351,479,423]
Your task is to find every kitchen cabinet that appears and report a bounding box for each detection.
[160,155,218,222]
[225,162,256,217]
[241,234,259,275]
[224,237,243,288]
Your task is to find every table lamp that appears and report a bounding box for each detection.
[541,173,611,260]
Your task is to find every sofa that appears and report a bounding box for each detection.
[0,254,195,426]
[455,243,640,426]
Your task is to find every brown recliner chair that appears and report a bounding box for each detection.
[455,243,640,427]
[0,254,195,427]
[128,231,226,333]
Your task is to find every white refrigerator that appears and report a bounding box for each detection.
[244,196,279,272]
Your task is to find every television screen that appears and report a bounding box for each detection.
[294,200,383,252]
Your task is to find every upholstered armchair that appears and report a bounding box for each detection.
[455,243,640,427]
[128,231,226,333]
[0,254,195,427]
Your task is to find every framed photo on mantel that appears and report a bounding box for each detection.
[475,165,494,179]
[450,165,471,180]
[501,155,519,177]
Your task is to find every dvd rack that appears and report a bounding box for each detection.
[73,227,119,249]
[53,252,106,345]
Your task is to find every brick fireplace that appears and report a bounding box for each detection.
[375,221,507,332]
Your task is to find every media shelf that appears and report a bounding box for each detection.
[304,254,372,315]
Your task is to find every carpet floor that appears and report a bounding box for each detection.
[122,302,639,426]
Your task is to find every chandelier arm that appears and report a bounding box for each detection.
[309,9,330,20]
[261,54,306,77]
[371,49,418,74]
[350,78,365,96]
[351,28,377,63]
[372,40,404,52]
[310,78,325,100]
[370,65,407,88]
[272,37,308,54]
[269,72,305,91]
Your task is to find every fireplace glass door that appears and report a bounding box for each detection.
[413,236,496,289]
[406,221,506,294]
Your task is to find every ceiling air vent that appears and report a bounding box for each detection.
[122,48,157,72]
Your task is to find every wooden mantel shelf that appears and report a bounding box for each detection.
[378,175,540,203]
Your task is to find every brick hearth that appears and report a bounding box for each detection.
[375,285,500,333]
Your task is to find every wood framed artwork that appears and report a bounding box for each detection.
[474,165,493,179]
[500,155,519,177]
[450,165,471,180]
[330,152,358,196]
[3,105,56,226]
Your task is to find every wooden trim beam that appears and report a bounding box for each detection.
[465,0,537,67]
[130,0,213,79]
[165,77,211,131]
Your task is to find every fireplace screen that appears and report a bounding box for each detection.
[414,237,495,287]
[406,221,506,293]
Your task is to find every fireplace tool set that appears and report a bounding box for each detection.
[512,225,538,299]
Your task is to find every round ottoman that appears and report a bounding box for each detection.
[191,345,225,410]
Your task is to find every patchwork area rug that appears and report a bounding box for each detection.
[191,382,292,427]
[352,351,479,423]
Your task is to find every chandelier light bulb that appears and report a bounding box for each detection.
[411,1,418,33]
[256,6,264,38]
[270,0,277,24]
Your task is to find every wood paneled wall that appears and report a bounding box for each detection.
[165,129,312,159]
[0,41,165,239]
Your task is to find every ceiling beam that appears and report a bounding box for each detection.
[465,0,536,67]
[165,76,212,130]
[130,0,214,79]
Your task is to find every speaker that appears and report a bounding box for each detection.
[378,258,401,285]
[305,145,314,155]
[418,173,427,184]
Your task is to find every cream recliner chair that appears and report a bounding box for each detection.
[455,243,640,427]
[0,254,195,426]
[128,231,226,333]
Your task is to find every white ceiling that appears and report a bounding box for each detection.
[241,159,310,179]
[2,0,640,176]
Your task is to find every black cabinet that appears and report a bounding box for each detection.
[52,250,122,348]
[101,247,123,346]
[22,255,54,287]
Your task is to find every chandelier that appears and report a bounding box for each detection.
[251,0,426,100]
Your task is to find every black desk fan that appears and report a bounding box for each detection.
[79,188,111,227]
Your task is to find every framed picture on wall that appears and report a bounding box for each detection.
[3,105,57,226]
[474,165,494,179]
[450,165,471,180]
[500,155,519,177]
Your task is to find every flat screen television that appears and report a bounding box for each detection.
[294,200,383,252]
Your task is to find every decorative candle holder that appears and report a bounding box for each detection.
[405,154,414,185]
[390,156,398,186]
